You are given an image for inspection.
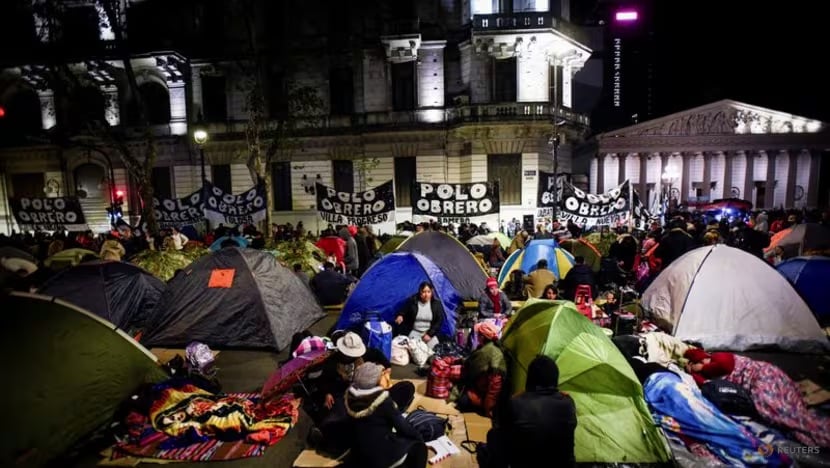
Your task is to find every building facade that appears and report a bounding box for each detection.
[0,0,593,235]
[589,100,829,211]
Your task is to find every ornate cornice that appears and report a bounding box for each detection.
[597,132,830,153]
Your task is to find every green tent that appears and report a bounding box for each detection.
[379,234,410,255]
[1,292,167,466]
[501,299,670,464]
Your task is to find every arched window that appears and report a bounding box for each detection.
[71,86,106,125]
[125,80,171,126]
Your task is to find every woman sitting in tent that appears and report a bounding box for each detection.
[454,322,506,418]
[684,348,830,448]
[394,281,446,350]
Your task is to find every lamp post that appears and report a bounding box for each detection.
[193,127,209,233]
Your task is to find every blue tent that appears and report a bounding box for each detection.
[497,239,574,288]
[336,251,460,337]
[777,256,830,325]
[210,235,249,251]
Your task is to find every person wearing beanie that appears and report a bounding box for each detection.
[478,277,512,318]
[683,348,830,448]
[345,363,426,468]
[483,355,577,468]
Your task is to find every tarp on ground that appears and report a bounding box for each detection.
[397,231,488,300]
[777,256,830,326]
[642,244,828,353]
[142,248,324,350]
[336,251,461,337]
[0,292,166,467]
[38,261,164,331]
[497,239,575,288]
[500,299,670,464]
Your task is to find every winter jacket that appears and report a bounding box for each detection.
[394,295,446,338]
[345,387,423,468]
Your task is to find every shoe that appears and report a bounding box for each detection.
[307,426,324,448]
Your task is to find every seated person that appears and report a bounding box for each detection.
[523,259,556,299]
[485,356,577,468]
[313,332,366,423]
[394,281,445,350]
[344,363,426,468]
[455,322,506,418]
[310,261,356,306]
[540,284,558,300]
[478,277,512,318]
[560,256,596,300]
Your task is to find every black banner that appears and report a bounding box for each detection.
[203,180,267,225]
[10,196,88,231]
[153,189,205,228]
[411,181,500,217]
[536,171,571,208]
[316,180,396,225]
[557,180,631,228]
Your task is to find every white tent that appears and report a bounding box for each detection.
[642,244,828,353]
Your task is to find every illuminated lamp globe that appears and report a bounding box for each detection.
[193,129,208,145]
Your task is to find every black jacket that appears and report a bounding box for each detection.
[394,295,446,338]
[345,388,423,468]
[310,270,354,306]
[561,264,596,300]
[503,387,577,468]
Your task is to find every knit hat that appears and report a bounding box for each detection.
[352,362,384,390]
[486,277,499,289]
[683,348,709,363]
[475,322,499,342]
[336,332,366,358]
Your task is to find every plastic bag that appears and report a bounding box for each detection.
[391,336,411,366]
[408,337,433,367]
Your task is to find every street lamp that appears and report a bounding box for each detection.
[193,128,208,184]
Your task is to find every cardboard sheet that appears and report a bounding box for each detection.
[798,379,830,406]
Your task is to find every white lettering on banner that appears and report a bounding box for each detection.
[320,211,389,225]
[415,199,492,215]
[18,210,78,224]
[320,198,386,215]
[19,197,67,211]
[420,183,487,200]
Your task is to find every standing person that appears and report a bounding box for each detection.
[339,227,359,276]
[394,281,446,350]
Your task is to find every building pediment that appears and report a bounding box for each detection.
[600,100,825,138]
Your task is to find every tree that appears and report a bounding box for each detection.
[32,0,162,233]
[236,0,323,238]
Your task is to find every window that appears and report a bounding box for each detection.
[487,154,521,205]
[202,75,227,122]
[10,173,44,198]
[392,62,416,111]
[211,164,232,193]
[126,82,171,125]
[394,157,416,207]
[493,58,517,102]
[151,167,173,200]
[332,160,354,194]
[329,67,354,115]
[271,162,293,211]
[62,6,99,44]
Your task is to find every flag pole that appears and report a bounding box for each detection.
[628,179,634,231]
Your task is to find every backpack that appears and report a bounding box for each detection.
[406,408,448,441]
[701,379,757,417]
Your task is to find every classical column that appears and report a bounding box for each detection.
[702,151,713,202]
[680,152,691,203]
[596,154,606,193]
[743,150,755,204]
[784,150,797,208]
[722,151,733,199]
[764,150,776,209]
[806,150,821,208]
[618,153,628,186]
[639,153,648,201]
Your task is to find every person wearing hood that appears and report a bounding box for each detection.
[478,277,511,318]
[339,227,359,275]
[454,322,506,418]
[345,362,426,468]
[484,355,577,468]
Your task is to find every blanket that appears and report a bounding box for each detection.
[111,387,299,462]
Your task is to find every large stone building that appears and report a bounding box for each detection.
[585,100,830,212]
[0,0,594,234]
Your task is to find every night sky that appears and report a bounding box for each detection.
[656,1,828,121]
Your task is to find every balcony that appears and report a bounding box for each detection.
[472,13,588,46]
[203,102,589,138]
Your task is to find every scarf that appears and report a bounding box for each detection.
[488,291,501,316]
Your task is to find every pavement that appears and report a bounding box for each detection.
[68,311,829,468]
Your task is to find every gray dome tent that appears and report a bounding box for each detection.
[142,248,324,350]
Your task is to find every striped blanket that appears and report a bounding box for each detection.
[110,392,299,462]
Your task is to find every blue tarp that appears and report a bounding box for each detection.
[644,371,789,466]
[777,256,830,325]
[336,251,460,337]
[210,236,249,251]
